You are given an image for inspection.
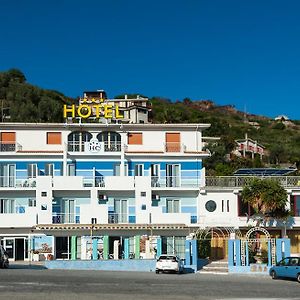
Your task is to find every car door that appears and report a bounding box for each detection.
[286,258,300,279]
[275,257,290,277]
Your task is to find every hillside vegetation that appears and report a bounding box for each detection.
[1,69,300,173]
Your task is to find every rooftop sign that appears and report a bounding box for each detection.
[63,98,124,119]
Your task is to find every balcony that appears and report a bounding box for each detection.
[0,142,22,152]
[108,213,128,224]
[52,213,80,224]
[67,141,121,153]
[205,176,300,189]
[0,176,36,188]
[151,176,201,188]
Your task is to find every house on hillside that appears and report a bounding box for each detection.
[234,133,265,160]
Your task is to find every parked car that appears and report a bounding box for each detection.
[270,257,300,282]
[0,245,9,269]
[155,255,184,274]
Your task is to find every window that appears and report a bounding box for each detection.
[128,133,143,145]
[97,131,121,152]
[0,132,16,151]
[135,164,144,176]
[67,164,76,176]
[166,164,180,187]
[47,132,62,145]
[41,204,47,210]
[166,199,180,213]
[41,192,47,197]
[114,164,128,176]
[150,164,160,187]
[0,199,15,213]
[227,200,230,212]
[0,163,15,187]
[141,192,146,197]
[28,199,36,207]
[222,200,224,212]
[68,131,92,152]
[45,163,54,176]
[27,164,37,178]
[205,200,216,212]
[141,204,146,210]
[165,133,181,152]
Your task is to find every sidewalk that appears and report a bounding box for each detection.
[9,260,46,269]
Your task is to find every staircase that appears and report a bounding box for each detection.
[198,260,229,275]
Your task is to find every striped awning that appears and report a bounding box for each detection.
[34,223,188,231]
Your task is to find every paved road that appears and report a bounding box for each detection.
[0,263,299,300]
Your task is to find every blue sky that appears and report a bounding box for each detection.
[1,0,300,119]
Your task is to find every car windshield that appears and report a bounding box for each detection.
[159,256,178,261]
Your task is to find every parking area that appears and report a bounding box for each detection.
[0,263,299,300]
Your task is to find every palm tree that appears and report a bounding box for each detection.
[241,178,290,228]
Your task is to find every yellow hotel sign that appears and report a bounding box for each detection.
[63,98,124,119]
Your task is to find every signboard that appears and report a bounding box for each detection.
[63,97,124,119]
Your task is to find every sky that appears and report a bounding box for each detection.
[1,0,300,119]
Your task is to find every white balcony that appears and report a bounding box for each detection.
[0,212,37,227]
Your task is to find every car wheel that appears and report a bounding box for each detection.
[271,270,277,280]
[297,273,300,283]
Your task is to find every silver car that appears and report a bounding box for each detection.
[155,255,184,274]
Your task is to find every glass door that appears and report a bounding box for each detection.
[114,199,127,223]
[63,200,75,223]
[166,164,180,187]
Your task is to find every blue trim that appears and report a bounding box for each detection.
[181,206,197,214]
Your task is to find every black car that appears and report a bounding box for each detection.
[0,245,9,268]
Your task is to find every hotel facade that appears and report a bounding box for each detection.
[1,121,300,262]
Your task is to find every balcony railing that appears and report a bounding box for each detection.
[68,141,121,152]
[151,176,200,188]
[206,176,300,188]
[164,142,182,153]
[0,176,36,188]
[0,142,22,152]
[52,213,80,224]
[108,213,128,224]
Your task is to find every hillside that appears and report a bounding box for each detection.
[0,69,74,122]
[1,68,300,172]
[150,97,300,172]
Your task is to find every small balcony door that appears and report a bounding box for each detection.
[166,164,180,187]
[0,164,15,187]
[63,200,75,223]
[114,199,127,223]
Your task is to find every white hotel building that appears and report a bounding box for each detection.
[1,122,300,261]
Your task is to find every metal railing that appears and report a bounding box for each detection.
[108,213,128,224]
[67,141,121,152]
[52,213,79,224]
[164,142,182,153]
[0,176,36,188]
[151,176,200,188]
[0,142,22,152]
[206,176,300,188]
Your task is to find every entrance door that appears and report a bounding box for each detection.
[166,164,180,187]
[55,237,70,259]
[114,199,127,223]
[15,238,25,260]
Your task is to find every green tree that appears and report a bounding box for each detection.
[241,178,289,226]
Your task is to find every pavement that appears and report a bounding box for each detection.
[0,262,299,300]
